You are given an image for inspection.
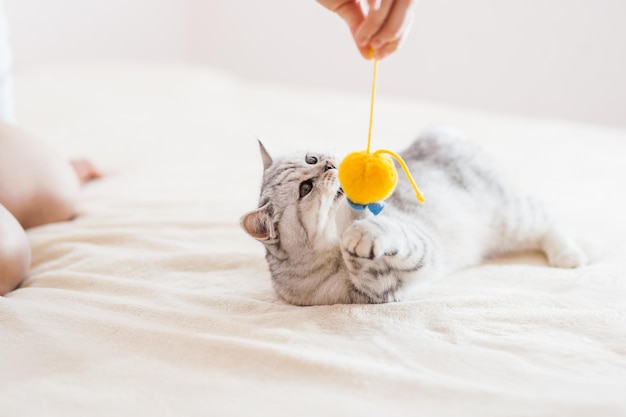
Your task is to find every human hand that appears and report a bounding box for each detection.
[317,0,417,60]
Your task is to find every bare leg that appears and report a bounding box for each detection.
[0,120,100,294]
[0,203,30,295]
[0,120,86,228]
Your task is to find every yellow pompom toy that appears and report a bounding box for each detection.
[339,150,397,204]
[338,57,425,215]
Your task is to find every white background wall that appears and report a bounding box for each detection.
[4,0,626,127]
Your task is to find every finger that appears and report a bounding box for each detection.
[318,0,365,33]
[372,40,399,60]
[337,2,367,33]
[354,0,394,47]
[334,3,373,58]
[357,45,373,59]
[369,0,415,51]
[367,0,382,10]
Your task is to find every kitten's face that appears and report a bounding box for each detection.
[242,143,344,254]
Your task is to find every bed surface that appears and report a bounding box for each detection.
[1,63,625,416]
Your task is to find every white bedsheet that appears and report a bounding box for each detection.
[1,63,625,416]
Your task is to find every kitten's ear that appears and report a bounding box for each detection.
[257,139,273,170]
[241,205,275,241]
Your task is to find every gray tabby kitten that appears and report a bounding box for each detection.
[242,128,587,306]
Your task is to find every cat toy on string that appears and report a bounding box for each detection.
[338,55,425,215]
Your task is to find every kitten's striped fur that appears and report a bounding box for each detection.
[242,128,586,305]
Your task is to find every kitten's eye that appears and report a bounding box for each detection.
[299,180,314,198]
[306,155,318,165]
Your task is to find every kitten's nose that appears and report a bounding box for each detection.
[324,160,336,171]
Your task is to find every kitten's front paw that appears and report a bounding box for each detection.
[549,247,588,268]
[342,222,396,260]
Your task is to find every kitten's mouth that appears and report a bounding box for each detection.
[321,167,343,201]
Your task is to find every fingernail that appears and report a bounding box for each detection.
[357,36,369,47]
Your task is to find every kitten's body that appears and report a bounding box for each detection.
[242,128,586,305]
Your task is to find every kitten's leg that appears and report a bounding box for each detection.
[541,222,587,268]
[340,217,437,303]
[499,197,587,268]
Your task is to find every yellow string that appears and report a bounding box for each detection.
[366,57,378,154]
[365,53,425,204]
[375,150,426,203]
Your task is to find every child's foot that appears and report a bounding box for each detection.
[70,159,103,185]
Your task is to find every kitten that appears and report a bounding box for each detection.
[241,128,587,306]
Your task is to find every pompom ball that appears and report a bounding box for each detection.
[338,150,398,205]
[336,57,425,215]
